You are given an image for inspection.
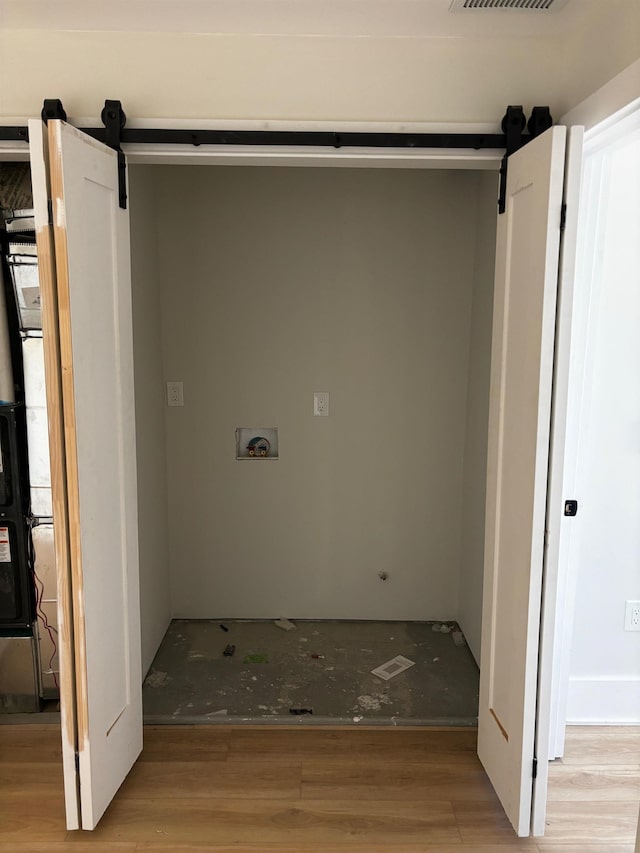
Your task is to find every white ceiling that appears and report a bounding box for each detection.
[0,0,600,39]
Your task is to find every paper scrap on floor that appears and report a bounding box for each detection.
[274,618,296,631]
[371,654,415,681]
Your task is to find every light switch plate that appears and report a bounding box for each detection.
[166,381,184,407]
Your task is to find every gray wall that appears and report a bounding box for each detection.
[142,165,495,621]
[129,167,172,675]
[458,172,497,663]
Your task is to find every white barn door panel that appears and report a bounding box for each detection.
[45,120,142,830]
[478,126,568,837]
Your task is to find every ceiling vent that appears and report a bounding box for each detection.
[450,0,569,10]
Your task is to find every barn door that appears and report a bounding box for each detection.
[478,125,569,837]
[29,119,142,830]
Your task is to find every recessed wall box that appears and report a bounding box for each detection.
[236,427,279,460]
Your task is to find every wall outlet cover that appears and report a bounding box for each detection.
[166,381,184,407]
[314,391,329,416]
[624,600,640,631]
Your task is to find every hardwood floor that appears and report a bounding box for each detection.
[542,726,640,851]
[0,724,637,851]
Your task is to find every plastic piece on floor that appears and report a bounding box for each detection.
[289,707,313,715]
[371,654,415,681]
[274,618,296,631]
[145,669,169,688]
[220,623,229,632]
[243,653,269,664]
[452,631,466,647]
[223,644,236,657]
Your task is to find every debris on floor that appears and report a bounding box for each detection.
[452,630,466,647]
[220,623,229,632]
[432,621,456,633]
[356,693,392,711]
[371,654,415,681]
[274,618,296,631]
[223,644,235,657]
[144,669,170,688]
[143,619,480,723]
[243,653,269,664]
[289,707,313,715]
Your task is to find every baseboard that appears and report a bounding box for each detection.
[566,677,640,724]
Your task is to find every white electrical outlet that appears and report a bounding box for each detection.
[314,391,329,417]
[624,600,640,631]
[166,381,184,407]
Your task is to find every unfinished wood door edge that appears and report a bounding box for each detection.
[30,117,81,828]
[35,225,78,744]
[47,118,90,763]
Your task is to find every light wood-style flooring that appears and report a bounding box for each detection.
[1,724,638,851]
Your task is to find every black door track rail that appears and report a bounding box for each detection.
[1,100,553,213]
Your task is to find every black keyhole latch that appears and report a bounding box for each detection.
[564,500,578,517]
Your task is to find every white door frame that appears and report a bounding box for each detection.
[545,64,640,754]
[534,127,584,770]
[549,100,640,747]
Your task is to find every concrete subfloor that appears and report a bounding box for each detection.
[143,619,480,726]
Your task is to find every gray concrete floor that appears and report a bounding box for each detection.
[143,619,480,726]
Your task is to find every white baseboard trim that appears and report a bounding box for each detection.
[566,677,640,724]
